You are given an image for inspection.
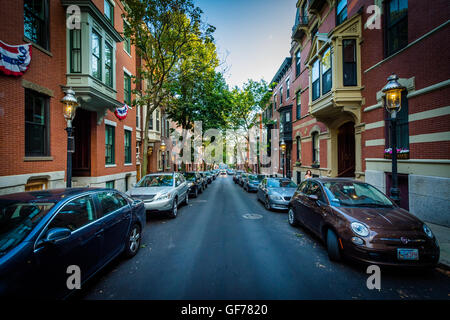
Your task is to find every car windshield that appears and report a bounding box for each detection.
[267,179,297,188]
[0,200,55,255]
[249,175,265,181]
[184,173,196,181]
[137,175,174,187]
[323,181,394,208]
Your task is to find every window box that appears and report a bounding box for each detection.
[311,162,320,168]
[384,148,409,159]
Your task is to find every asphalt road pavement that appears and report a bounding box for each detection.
[79,175,450,300]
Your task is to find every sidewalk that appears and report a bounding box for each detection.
[427,222,450,268]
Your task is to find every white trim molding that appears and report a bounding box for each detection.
[365,139,385,146]
[124,125,133,132]
[410,131,450,144]
[104,119,117,127]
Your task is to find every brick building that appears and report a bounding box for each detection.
[266,0,449,226]
[0,0,138,194]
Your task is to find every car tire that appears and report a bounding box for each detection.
[194,187,198,198]
[167,198,178,219]
[264,197,272,211]
[326,229,341,262]
[123,223,141,258]
[185,192,189,205]
[288,208,298,226]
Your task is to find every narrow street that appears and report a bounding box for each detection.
[79,176,450,300]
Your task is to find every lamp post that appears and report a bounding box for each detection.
[382,74,405,205]
[61,88,79,188]
[280,139,286,178]
[160,140,166,172]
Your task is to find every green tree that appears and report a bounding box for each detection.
[123,0,214,176]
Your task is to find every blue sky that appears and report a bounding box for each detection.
[195,0,297,89]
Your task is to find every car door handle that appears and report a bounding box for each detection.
[95,229,104,237]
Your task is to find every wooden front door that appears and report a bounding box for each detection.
[337,122,355,177]
[72,108,92,176]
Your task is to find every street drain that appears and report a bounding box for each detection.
[242,214,263,220]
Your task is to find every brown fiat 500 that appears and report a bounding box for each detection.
[288,178,440,268]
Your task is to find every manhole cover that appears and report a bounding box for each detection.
[242,214,263,220]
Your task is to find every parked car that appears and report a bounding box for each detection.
[238,173,248,187]
[243,174,266,192]
[210,170,217,180]
[183,172,204,197]
[257,177,297,210]
[288,178,440,268]
[198,172,209,189]
[0,188,145,299]
[227,169,235,175]
[233,171,243,183]
[202,171,213,184]
[127,172,189,218]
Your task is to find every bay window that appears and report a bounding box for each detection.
[321,48,332,94]
[343,39,357,86]
[312,60,320,101]
[91,30,102,80]
[105,43,113,87]
[70,29,81,73]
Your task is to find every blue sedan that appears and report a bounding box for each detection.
[0,188,146,299]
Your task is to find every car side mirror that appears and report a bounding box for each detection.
[45,227,72,244]
[308,194,319,201]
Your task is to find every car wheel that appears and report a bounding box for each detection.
[185,192,189,205]
[168,198,178,219]
[326,229,341,262]
[193,187,198,198]
[264,197,272,211]
[288,208,298,226]
[123,223,141,258]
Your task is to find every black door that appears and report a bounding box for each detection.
[33,195,102,298]
[73,108,92,176]
[96,191,132,264]
[338,122,355,177]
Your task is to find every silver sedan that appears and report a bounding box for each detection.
[257,177,297,211]
[126,172,189,218]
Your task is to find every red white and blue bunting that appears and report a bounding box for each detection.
[114,103,131,120]
[0,40,32,76]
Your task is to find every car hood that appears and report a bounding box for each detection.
[268,187,296,197]
[333,206,424,231]
[128,186,173,196]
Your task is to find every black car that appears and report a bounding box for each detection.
[198,172,209,189]
[0,188,145,299]
[183,172,204,197]
[202,171,213,184]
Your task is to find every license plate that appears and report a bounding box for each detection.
[397,248,419,261]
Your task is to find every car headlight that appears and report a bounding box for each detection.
[351,222,369,237]
[269,193,282,200]
[423,224,434,238]
[155,192,171,201]
[188,182,194,188]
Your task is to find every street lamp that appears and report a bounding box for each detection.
[280,139,286,178]
[160,140,166,172]
[382,74,405,204]
[61,88,79,188]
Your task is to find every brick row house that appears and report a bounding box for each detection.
[0,0,139,194]
[264,0,450,226]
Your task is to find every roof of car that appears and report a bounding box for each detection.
[0,187,111,203]
[310,177,358,183]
